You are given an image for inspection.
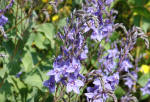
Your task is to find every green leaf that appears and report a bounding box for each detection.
[141,18,150,32]
[22,51,34,72]
[115,86,125,98]
[23,71,44,90]
[133,7,150,19]
[138,73,150,87]
[34,33,46,49]
[57,18,67,28]
[27,87,38,102]
[140,94,150,100]
[0,80,12,96]
[101,40,110,50]
[35,23,55,48]
[110,32,120,42]
[0,68,7,78]
[75,0,82,4]
[0,93,5,102]
[0,0,7,9]
[135,0,149,6]
[133,15,141,26]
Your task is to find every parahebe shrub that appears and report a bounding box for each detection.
[0,0,150,102]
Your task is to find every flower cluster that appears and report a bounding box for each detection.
[43,0,149,101]
[43,9,89,94]
[85,70,119,102]
[83,0,116,42]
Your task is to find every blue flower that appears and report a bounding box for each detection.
[121,60,133,72]
[107,72,119,90]
[107,48,119,58]
[123,71,137,89]
[66,58,81,73]
[0,15,8,26]
[47,68,62,82]
[66,77,84,94]
[43,76,55,93]
[105,0,114,5]
[80,45,88,60]
[141,79,150,95]
[16,72,23,78]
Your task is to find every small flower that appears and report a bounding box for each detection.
[66,58,81,73]
[121,60,133,72]
[107,48,119,58]
[0,15,8,26]
[90,27,103,42]
[47,68,62,82]
[80,45,88,60]
[140,65,150,74]
[141,79,150,95]
[105,0,114,5]
[107,72,119,90]
[43,76,56,93]
[52,15,59,22]
[66,78,84,94]
[16,72,23,78]
[123,72,137,89]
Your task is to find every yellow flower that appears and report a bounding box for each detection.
[52,15,59,22]
[42,0,48,3]
[140,65,150,74]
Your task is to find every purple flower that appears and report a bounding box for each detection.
[66,58,81,73]
[0,15,8,26]
[66,78,84,94]
[85,77,112,102]
[141,79,150,95]
[47,68,62,82]
[105,0,114,5]
[5,0,14,10]
[107,48,119,58]
[43,76,55,93]
[80,45,88,60]
[103,58,117,74]
[107,72,119,90]
[121,60,133,72]
[16,72,23,78]
[123,72,137,89]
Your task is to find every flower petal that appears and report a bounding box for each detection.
[85,93,94,98]
[75,80,84,87]
[66,83,73,93]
